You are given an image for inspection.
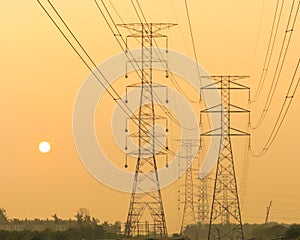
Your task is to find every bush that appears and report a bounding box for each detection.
[285,224,300,239]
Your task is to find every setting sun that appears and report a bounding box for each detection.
[38,141,51,153]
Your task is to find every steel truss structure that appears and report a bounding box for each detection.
[201,76,250,240]
[119,23,176,238]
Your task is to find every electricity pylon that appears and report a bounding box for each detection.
[197,174,210,224]
[201,76,250,240]
[179,139,199,238]
[196,106,211,226]
[118,23,176,238]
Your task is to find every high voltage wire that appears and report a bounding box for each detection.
[97,0,174,127]
[94,0,190,134]
[93,0,181,154]
[94,0,193,132]
[252,0,300,129]
[107,0,124,23]
[182,0,219,143]
[251,0,284,103]
[159,0,202,104]
[106,0,184,109]
[130,0,183,109]
[124,0,218,173]
[32,0,300,227]
[157,0,218,149]
[184,0,202,94]
[39,0,300,160]
[36,0,174,156]
[132,0,209,137]
[182,0,220,151]
[95,0,197,150]
[36,0,120,103]
[132,0,201,127]
[105,0,199,130]
[132,0,201,105]
[127,0,213,141]
[169,0,191,55]
[249,0,265,77]
[252,59,300,157]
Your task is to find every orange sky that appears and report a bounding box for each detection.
[1,0,300,234]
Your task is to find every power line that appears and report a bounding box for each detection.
[251,0,284,103]
[107,0,124,23]
[252,0,300,129]
[131,0,197,104]
[138,0,217,147]
[96,0,194,134]
[184,0,202,92]
[37,0,119,103]
[169,0,191,55]
[126,1,223,165]
[128,2,208,139]
[133,1,197,112]
[153,0,201,104]
[95,0,186,130]
[249,0,265,76]
[93,0,180,154]
[252,59,300,157]
[127,0,200,129]
[37,0,172,155]
[182,0,219,150]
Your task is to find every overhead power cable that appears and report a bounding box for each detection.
[251,0,284,103]
[132,0,201,105]
[37,0,173,155]
[132,0,202,130]
[95,0,195,132]
[184,0,202,93]
[249,0,265,77]
[131,0,197,120]
[94,0,182,153]
[252,59,300,157]
[97,0,199,130]
[252,0,300,129]
[132,0,220,153]
[169,0,191,55]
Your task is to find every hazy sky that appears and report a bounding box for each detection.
[1,0,300,234]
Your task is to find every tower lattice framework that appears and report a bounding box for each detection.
[118,23,176,238]
[179,139,198,237]
[201,76,250,240]
[197,174,210,224]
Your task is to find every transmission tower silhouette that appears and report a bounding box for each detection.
[118,23,176,238]
[201,76,250,240]
[197,174,211,224]
[178,139,199,238]
[196,137,211,225]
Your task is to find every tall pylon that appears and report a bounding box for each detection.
[179,139,199,238]
[197,174,210,224]
[118,23,176,238]
[197,105,211,226]
[201,76,250,240]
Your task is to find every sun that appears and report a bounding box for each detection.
[39,141,51,153]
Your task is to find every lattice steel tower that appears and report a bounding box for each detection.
[118,23,176,238]
[179,139,198,237]
[197,137,211,224]
[201,76,250,240]
[197,174,210,224]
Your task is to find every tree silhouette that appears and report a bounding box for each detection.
[0,208,8,224]
[51,213,61,223]
[75,207,92,224]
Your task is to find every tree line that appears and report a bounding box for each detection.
[181,222,300,240]
[0,207,122,240]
